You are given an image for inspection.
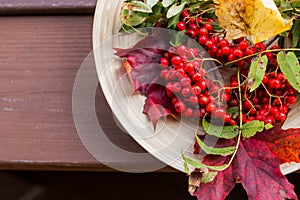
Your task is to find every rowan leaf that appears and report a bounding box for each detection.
[202,117,239,139]
[248,55,268,92]
[277,51,300,92]
[121,11,146,26]
[182,153,228,171]
[162,0,175,8]
[166,2,187,19]
[123,1,153,13]
[214,0,292,43]
[193,139,297,200]
[146,0,159,8]
[200,172,218,184]
[241,120,265,138]
[255,125,300,163]
[292,19,300,47]
[195,135,236,156]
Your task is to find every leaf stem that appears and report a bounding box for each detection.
[220,68,243,171]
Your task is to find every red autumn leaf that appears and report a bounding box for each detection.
[143,84,175,129]
[254,125,300,163]
[194,138,297,200]
[115,28,175,128]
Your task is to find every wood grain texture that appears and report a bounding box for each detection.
[0,0,97,14]
[0,15,174,172]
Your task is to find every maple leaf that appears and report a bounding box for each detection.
[214,0,292,43]
[193,138,297,200]
[115,28,175,128]
[255,125,300,163]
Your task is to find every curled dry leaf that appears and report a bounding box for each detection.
[214,0,292,43]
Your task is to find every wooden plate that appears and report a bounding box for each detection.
[92,0,300,174]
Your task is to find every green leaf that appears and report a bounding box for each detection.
[146,0,159,8]
[121,12,146,26]
[182,153,228,171]
[291,1,300,8]
[184,161,191,175]
[162,0,175,8]
[123,1,153,13]
[166,2,187,19]
[265,123,274,130]
[195,135,236,156]
[277,51,300,92]
[201,172,218,183]
[281,1,292,10]
[292,19,300,47]
[202,117,239,139]
[241,120,264,138]
[226,107,239,119]
[248,55,268,92]
[167,12,180,28]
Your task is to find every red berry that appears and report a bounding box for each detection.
[213,107,226,119]
[206,103,216,114]
[171,55,183,66]
[280,105,289,114]
[181,87,191,97]
[264,115,275,125]
[273,98,282,106]
[238,40,249,50]
[192,73,202,82]
[286,95,297,104]
[229,99,239,107]
[204,23,213,31]
[198,35,209,45]
[268,78,281,89]
[242,99,252,110]
[222,93,231,102]
[198,27,208,36]
[160,57,169,67]
[189,96,199,105]
[192,85,201,97]
[236,60,246,67]
[269,106,279,117]
[199,96,210,106]
[277,73,286,83]
[224,113,231,123]
[180,10,189,18]
[221,46,232,56]
[230,80,238,87]
[219,39,229,47]
[172,82,182,93]
[229,119,237,126]
[265,52,273,61]
[262,74,269,84]
[175,101,186,114]
[198,80,207,90]
[199,68,207,77]
[176,21,186,31]
[233,49,244,59]
[275,112,286,122]
[189,23,198,31]
[245,46,255,56]
[184,107,194,117]
[253,42,265,53]
[187,29,197,38]
[185,63,195,74]
[177,45,187,55]
[180,77,192,87]
[256,114,265,121]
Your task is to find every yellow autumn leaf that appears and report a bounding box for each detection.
[214,0,292,43]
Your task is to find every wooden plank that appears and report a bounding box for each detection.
[0,15,175,172]
[0,0,97,14]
